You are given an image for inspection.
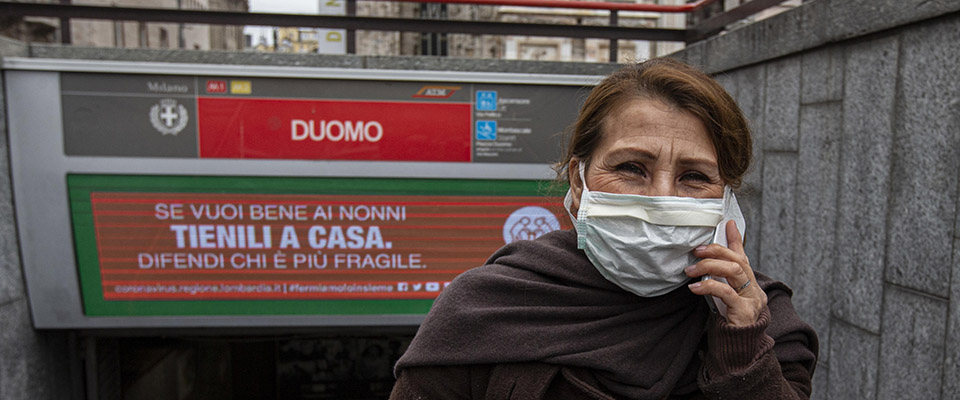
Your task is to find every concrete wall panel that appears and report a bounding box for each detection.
[730,64,766,161]
[722,65,766,267]
[832,35,899,334]
[677,0,960,74]
[944,237,960,398]
[793,102,841,363]
[762,57,800,151]
[700,7,806,75]
[828,320,879,400]
[758,153,796,282]
[800,46,844,104]
[822,0,960,47]
[0,71,24,306]
[878,286,948,400]
[810,363,827,400]
[885,17,960,298]
[0,300,71,400]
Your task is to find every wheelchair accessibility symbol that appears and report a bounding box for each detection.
[476,120,497,140]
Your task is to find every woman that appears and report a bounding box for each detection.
[391,58,818,399]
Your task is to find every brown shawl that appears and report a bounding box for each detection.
[396,229,817,399]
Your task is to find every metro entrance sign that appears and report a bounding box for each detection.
[3,58,598,328]
[60,71,582,164]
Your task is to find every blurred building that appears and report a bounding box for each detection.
[248,0,688,63]
[1,0,249,50]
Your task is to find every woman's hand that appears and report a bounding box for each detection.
[684,220,767,327]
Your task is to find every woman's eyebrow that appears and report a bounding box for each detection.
[677,157,719,171]
[606,148,659,161]
[607,148,718,170]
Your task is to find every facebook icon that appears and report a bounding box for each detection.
[476,91,498,111]
[476,120,497,140]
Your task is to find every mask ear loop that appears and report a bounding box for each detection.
[563,160,587,223]
[578,160,589,193]
[573,161,591,248]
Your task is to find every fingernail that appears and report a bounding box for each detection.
[695,245,707,252]
[688,282,701,289]
[684,265,696,273]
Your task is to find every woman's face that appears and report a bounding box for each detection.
[568,97,724,215]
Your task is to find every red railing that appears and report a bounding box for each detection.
[359,0,718,12]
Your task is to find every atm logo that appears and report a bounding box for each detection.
[412,86,461,99]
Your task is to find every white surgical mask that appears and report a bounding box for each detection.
[564,163,744,298]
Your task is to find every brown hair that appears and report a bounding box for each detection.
[555,58,752,188]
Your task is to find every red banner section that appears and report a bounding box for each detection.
[91,192,569,301]
[196,97,472,162]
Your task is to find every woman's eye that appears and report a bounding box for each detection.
[615,163,645,176]
[681,172,710,182]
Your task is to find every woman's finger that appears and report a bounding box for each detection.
[684,259,746,283]
[724,219,745,255]
[688,278,744,309]
[692,243,748,268]
[688,278,766,326]
[692,220,759,292]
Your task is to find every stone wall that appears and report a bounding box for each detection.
[0,36,76,400]
[672,1,960,398]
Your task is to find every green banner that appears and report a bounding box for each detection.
[69,174,566,317]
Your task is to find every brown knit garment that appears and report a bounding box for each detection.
[395,229,818,399]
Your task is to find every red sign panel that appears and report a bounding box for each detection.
[197,98,472,162]
[91,192,568,301]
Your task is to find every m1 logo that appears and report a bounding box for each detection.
[206,80,227,93]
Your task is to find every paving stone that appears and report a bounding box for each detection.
[762,57,800,151]
[793,102,841,363]
[831,35,899,334]
[828,319,879,399]
[801,46,844,104]
[885,17,960,298]
[758,153,796,282]
[878,286,948,400]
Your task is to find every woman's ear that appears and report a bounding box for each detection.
[567,159,583,218]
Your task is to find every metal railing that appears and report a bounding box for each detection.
[0,0,790,61]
